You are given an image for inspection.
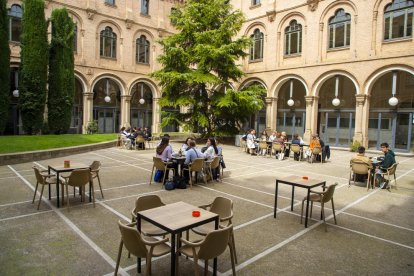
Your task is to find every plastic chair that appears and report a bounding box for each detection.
[176,225,236,276]
[114,220,170,276]
[374,163,398,190]
[32,166,58,210]
[207,156,221,182]
[290,144,302,161]
[271,143,283,159]
[182,158,206,188]
[130,195,167,237]
[259,141,271,157]
[348,160,372,190]
[239,138,247,152]
[310,146,323,164]
[149,157,175,186]
[301,183,338,232]
[61,169,94,210]
[135,136,146,150]
[90,161,104,198]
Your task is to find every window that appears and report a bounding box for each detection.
[73,25,78,53]
[8,4,22,42]
[369,118,390,129]
[328,9,351,49]
[141,0,149,15]
[285,20,302,55]
[252,0,261,5]
[249,29,264,61]
[105,0,115,5]
[100,27,117,58]
[384,0,413,40]
[136,35,150,64]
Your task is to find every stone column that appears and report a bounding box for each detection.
[353,94,368,144]
[265,97,278,130]
[152,97,161,134]
[304,96,317,143]
[361,95,371,148]
[120,95,131,128]
[82,92,94,134]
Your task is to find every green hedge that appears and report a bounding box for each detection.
[0,0,10,133]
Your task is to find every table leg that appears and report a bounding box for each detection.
[274,180,279,218]
[171,233,176,276]
[56,172,60,208]
[48,167,51,200]
[305,188,311,228]
[291,186,295,211]
[213,218,219,276]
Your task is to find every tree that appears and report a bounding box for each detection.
[0,0,10,134]
[151,0,265,136]
[19,0,48,134]
[48,8,75,134]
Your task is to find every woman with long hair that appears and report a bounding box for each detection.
[204,137,218,159]
[155,136,177,179]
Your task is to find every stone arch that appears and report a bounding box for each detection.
[238,78,268,91]
[133,29,155,41]
[74,71,88,92]
[97,20,123,37]
[67,9,83,27]
[128,78,160,98]
[319,0,358,24]
[90,73,126,96]
[243,21,267,36]
[277,11,306,34]
[313,70,360,97]
[364,65,414,96]
[272,74,309,98]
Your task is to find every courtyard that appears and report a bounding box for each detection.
[0,143,413,275]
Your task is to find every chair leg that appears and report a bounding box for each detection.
[394,173,397,189]
[146,255,151,276]
[66,184,70,210]
[96,174,104,198]
[331,198,337,225]
[161,168,167,186]
[204,260,208,276]
[310,201,313,218]
[149,166,155,185]
[321,202,327,232]
[193,256,200,276]
[229,242,237,276]
[300,199,304,224]
[91,182,96,208]
[189,170,193,189]
[37,184,45,210]
[114,240,123,276]
[231,229,238,264]
[32,182,39,204]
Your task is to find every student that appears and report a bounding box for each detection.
[181,137,193,152]
[350,146,372,182]
[376,142,396,189]
[156,136,177,179]
[183,140,204,181]
[246,129,258,155]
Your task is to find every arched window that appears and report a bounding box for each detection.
[141,0,149,15]
[73,25,78,53]
[100,27,117,58]
[285,20,302,55]
[250,29,264,61]
[8,4,22,42]
[136,35,150,64]
[384,0,413,40]
[328,9,351,49]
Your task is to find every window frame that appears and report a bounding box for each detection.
[105,0,115,6]
[100,27,117,59]
[73,25,78,53]
[251,0,261,6]
[136,35,150,64]
[328,9,351,49]
[141,0,150,16]
[249,29,264,62]
[8,4,22,42]
[284,20,302,56]
[383,0,414,41]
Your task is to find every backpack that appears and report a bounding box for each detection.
[164,180,175,190]
[173,176,188,189]
[153,170,164,182]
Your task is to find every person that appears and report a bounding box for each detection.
[281,131,289,157]
[260,130,268,141]
[376,142,396,189]
[350,146,372,182]
[204,138,220,180]
[306,134,321,161]
[143,127,152,141]
[183,140,205,181]
[120,127,132,149]
[268,131,277,142]
[273,132,285,160]
[246,129,258,155]
[181,137,193,152]
[155,136,177,179]
[291,134,302,161]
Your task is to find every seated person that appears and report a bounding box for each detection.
[281,131,289,157]
[183,140,205,181]
[260,129,268,141]
[376,142,396,189]
[156,136,177,180]
[268,131,277,142]
[350,146,372,182]
[143,127,152,141]
[273,132,285,160]
[291,134,302,160]
[181,137,193,153]
[120,127,132,149]
[306,134,321,160]
[246,129,258,155]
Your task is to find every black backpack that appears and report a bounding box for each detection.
[173,176,188,189]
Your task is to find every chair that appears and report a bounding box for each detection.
[114,220,170,276]
[61,169,94,210]
[207,156,221,182]
[90,161,104,198]
[239,138,247,152]
[32,166,58,210]
[191,197,238,264]
[135,136,146,150]
[374,163,398,190]
[348,160,372,190]
[271,143,283,158]
[176,225,236,276]
[309,146,323,164]
[182,158,206,188]
[258,141,271,157]
[130,195,167,237]
[301,183,338,232]
[149,157,175,186]
[290,144,303,161]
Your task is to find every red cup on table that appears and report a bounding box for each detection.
[64,160,70,168]
[302,176,308,180]
[192,210,200,217]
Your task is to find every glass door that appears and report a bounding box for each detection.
[319,110,355,147]
[277,110,306,139]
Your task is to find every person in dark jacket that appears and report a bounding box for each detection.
[376,142,396,189]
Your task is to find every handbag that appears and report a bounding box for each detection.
[153,170,164,182]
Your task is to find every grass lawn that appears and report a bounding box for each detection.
[0,134,117,154]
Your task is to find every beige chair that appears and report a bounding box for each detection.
[349,160,372,190]
[176,225,236,276]
[309,146,323,164]
[183,158,206,188]
[271,143,283,158]
[258,141,271,157]
[114,220,170,276]
[61,169,94,209]
[191,197,238,264]
[301,183,338,232]
[32,166,58,210]
[135,136,146,150]
[290,144,303,161]
[130,195,167,237]
[90,161,104,198]
[239,138,247,152]
[374,162,398,189]
[149,157,175,185]
[207,156,221,182]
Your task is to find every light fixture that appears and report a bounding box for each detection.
[332,76,340,107]
[104,79,111,103]
[139,98,145,104]
[287,79,294,106]
[139,84,145,104]
[388,71,398,107]
[12,71,19,97]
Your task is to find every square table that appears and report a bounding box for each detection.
[274,176,326,228]
[137,201,219,276]
[48,163,90,208]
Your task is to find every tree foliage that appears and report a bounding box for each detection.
[0,0,10,134]
[151,0,265,136]
[48,8,75,134]
[19,0,48,134]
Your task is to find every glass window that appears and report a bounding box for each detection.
[141,0,149,15]
[328,9,351,49]
[252,0,261,5]
[8,4,22,42]
[384,0,413,40]
[136,35,150,64]
[285,20,302,55]
[249,29,264,61]
[73,25,78,53]
[100,27,117,58]
[105,0,115,5]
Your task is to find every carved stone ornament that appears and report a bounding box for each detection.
[86,8,97,20]
[307,0,320,12]
[266,10,276,22]
[125,19,134,29]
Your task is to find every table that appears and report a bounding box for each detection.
[274,176,326,228]
[137,201,219,276]
[48,163,90,208]
[171,156,186,176]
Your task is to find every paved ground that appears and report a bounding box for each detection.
[1,143,413,276]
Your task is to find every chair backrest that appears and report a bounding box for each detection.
[67,169,91,187]
[210,156,220,170]
[90,161,101,171]
[210,197,233,222]
[153,157,167,170]
[387,162,398,175]
[291,144,301,153]
[351,160,370,174]
[190,158,204,172]
[118,220,148,258]
[197,225,232,260]
[321,183,337,203]
[272,143,282,151]
[136,136,145,143]
[33,166,45,184]
[134,195,165,213]
[312,146,322,154]
[259,141,268,150]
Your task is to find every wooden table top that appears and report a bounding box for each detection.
[49,163,89,171]
[276,175,325,188]
[138,201,218,233]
